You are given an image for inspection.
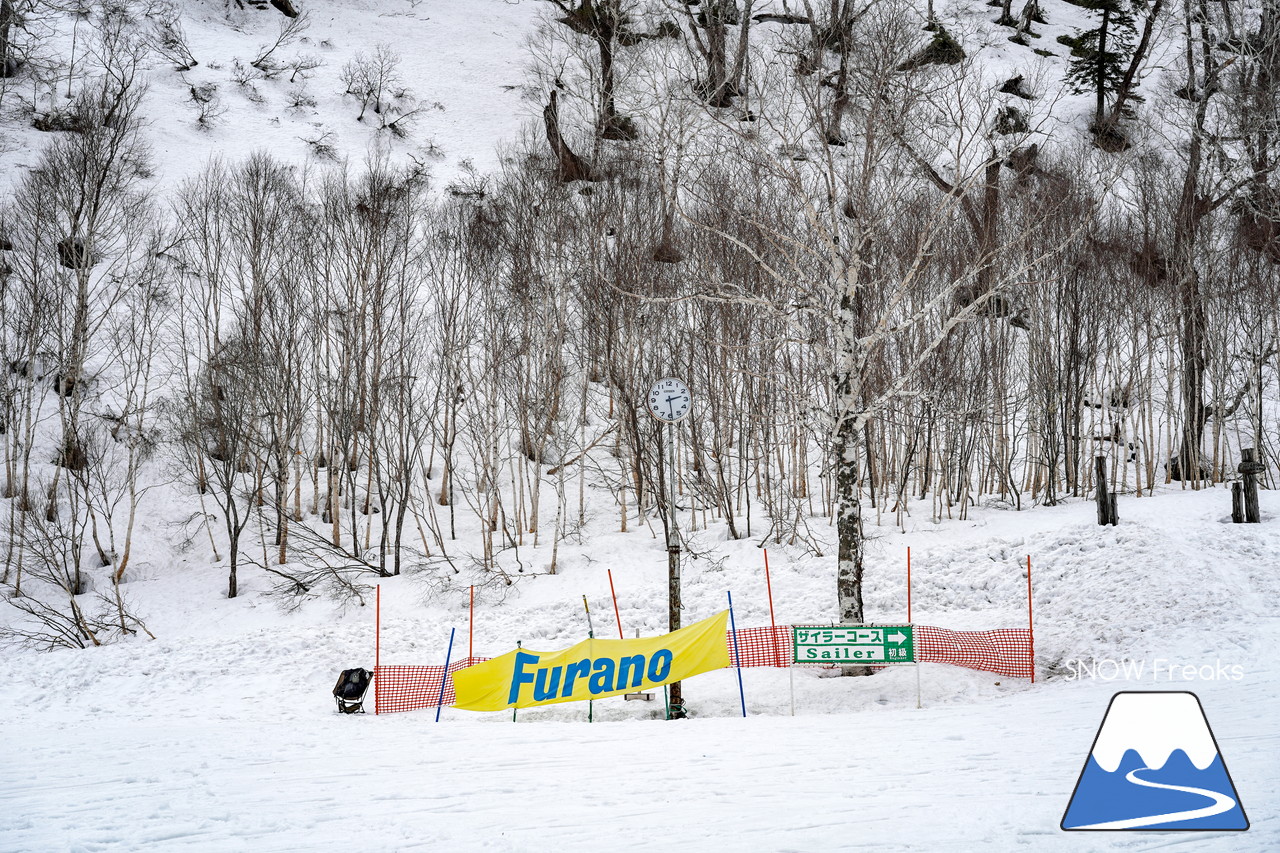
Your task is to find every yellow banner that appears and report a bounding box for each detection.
[452,611,731,711]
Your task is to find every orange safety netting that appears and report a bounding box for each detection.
[374,656,482,715]
[726,625,792,667]
[914,625,1034,679]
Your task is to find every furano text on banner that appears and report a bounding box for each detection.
[452,611,731,711]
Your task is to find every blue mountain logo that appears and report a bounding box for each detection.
[1062,691,1248,831]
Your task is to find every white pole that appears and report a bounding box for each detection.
[915,660,922,710]
[789,663,796,716]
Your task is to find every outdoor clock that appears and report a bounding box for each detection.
[648,377,692,423]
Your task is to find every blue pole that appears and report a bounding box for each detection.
[727,591,747,718]
[436,627,456,723]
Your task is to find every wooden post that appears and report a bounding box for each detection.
[1094,456,1112,526]
[1239,448,1263,524]
[1232,482,1244,524]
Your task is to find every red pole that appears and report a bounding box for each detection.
[468,584,475,662]
[764,549,780,667]
[607,569,624,639]
[375,583,381,715]
[1026,555,1035,684]
[907,546,912,624]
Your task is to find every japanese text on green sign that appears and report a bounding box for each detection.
[792,625,916,665]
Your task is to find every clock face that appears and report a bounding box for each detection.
[648,377,691,423]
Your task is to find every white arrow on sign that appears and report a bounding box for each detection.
[889,631,907,645]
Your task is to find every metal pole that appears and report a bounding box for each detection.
[583,595,595,723]
[728,590,747,718]
[909,549,919,708]
[374,584,380,716]
[764,549,780,667]
[667,420,683,717]
[1027,555,1035,684]
[608,569,624,639]
[512,640,521,722]
[435,627,455,723]
[915,657,922,710]
[906,547,911,623]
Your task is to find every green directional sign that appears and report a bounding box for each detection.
[792,625,915,665]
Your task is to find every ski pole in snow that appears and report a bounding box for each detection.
[728,591,747,718]
[436,627,455,723]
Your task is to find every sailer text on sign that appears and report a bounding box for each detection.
[792,625,916,664]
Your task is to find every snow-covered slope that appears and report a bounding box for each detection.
[0,0,1166,199]
[2,489,1277,850]
[0,0,542,197]
[2,2,1278,850]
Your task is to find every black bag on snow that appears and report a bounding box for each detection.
[333,668,373,714]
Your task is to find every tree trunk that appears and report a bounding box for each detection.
[703,2,730,106]
[0,0,16,78]
[1095,6,1110,126]
[976,153,1002,292]
[826,15,851,145]
[227,532,239,599]
[1172,15,1212,484]
[834,285,871,677]
[835,414,865,625]
[542,91,596,182]
[1100,0,1165,135]
[597,24,620,132]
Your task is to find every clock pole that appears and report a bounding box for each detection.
[647,377,690,719]
[666,418,684,718]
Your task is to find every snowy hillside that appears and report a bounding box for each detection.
[2,0,1279,849]
[3,489,1279,850]
[0,0,542,195]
